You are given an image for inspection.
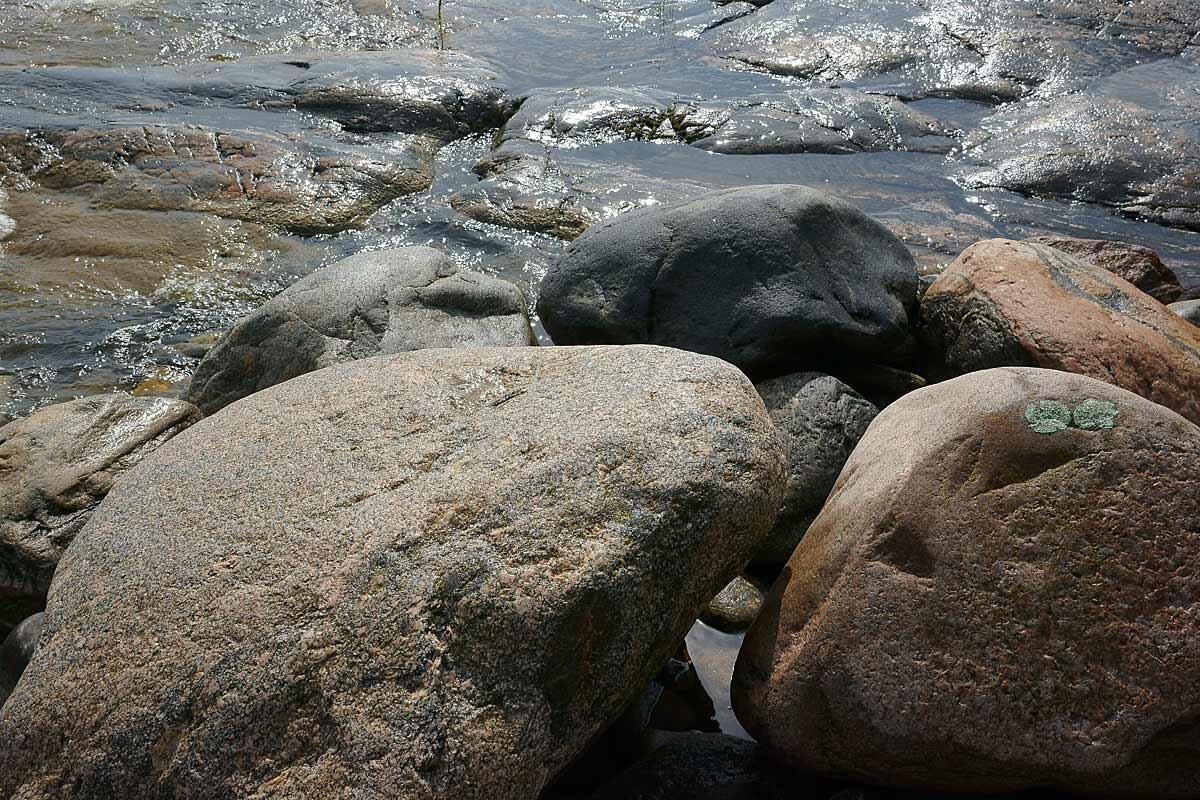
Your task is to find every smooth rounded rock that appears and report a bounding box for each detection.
[186,246,535,415]
[1171,299,1200,327]
[734,367,1200,797]
[0,345,786,800]
[0,612,42,707]
[920,239,1200,425]
[0,394,200,634]
[700,576,765,634]
[750,372,878,575]
[536,185,919,377]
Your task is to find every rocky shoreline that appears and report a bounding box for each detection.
[2,1,1200,798]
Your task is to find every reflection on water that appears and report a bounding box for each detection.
[686,619,750,741]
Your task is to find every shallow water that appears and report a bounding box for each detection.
[2,0,1198,424]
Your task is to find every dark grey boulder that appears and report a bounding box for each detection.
[1171,299,1200,327]
[0,345,786,800]
[0,612,42,707]
[750,373,878,575]
[0,394,200,634]
[536,185,919,376]
[186,247,535,415]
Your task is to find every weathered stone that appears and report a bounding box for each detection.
[0,345,786,799]
[1028,236,1182,303]
[1170,299,1200,327]
[186,247,534,415]
[749,373,878,576]
[700,576,765,633]
[0,394,200,634]
[920,239,1200,424]
[0,612,41,708]
[537,185,919,376]
[734,367,1200,797]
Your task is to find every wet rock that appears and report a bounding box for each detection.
[187,246,534,415]
[0,394,200,634]
[691,89,957,155]
[1171,299,1200,327]
[733,367,1200,797]
[700,576,765,633]
[0,50,517,233]
[750,373,878,576]
[958,58,1200,233]
[920,239,1200,424]
[706,0,1199,101]
[0,345,786,799]
[537,184,919,376]
[0,612,41,707]
[1027,236,1182,303]
[0,0,432,68]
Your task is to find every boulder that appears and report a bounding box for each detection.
[1027,236,1182,304]
[700,576,765,633]
[920,239,1200,425]
[537,185,919,376]
[1171,299,1200,327]
[0,345,786,800]
[0,612,42,707]
[0,394,200,634]
[733,367,1200,796]
[186,247,534,415]
[750,373,878,575]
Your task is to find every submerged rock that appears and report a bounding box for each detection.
[920,239,1200,424]
[0,394,200,634]
[0,612,41,707]
[733,367,1200,797]
[1027,236,1182,304]
[0,345,786,799]
[750,373,878,576]
[706,0,1199,101]
[0,50,517,233]
[958,58,1200,233]
[537,184,919,376]
[187,246,534,415]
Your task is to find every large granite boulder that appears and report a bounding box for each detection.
[537,185,919,376]
[1027,236,1182,304]
[0,345,787,800]
[186,247,534,415]
[733,367,1200,797]
[920,239,1200,425]
[0,394,200,634]
[750,373,878,575]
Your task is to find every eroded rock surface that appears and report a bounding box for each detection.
[0,345,786,800]
[734,367,1200,797]
[0,394,200,633]
[1028,235,1182,303]
[0,612,41,707]
[187,246,534,415]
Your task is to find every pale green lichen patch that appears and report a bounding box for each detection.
[1073,399,1119,430]
[1025,400,1072,434]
